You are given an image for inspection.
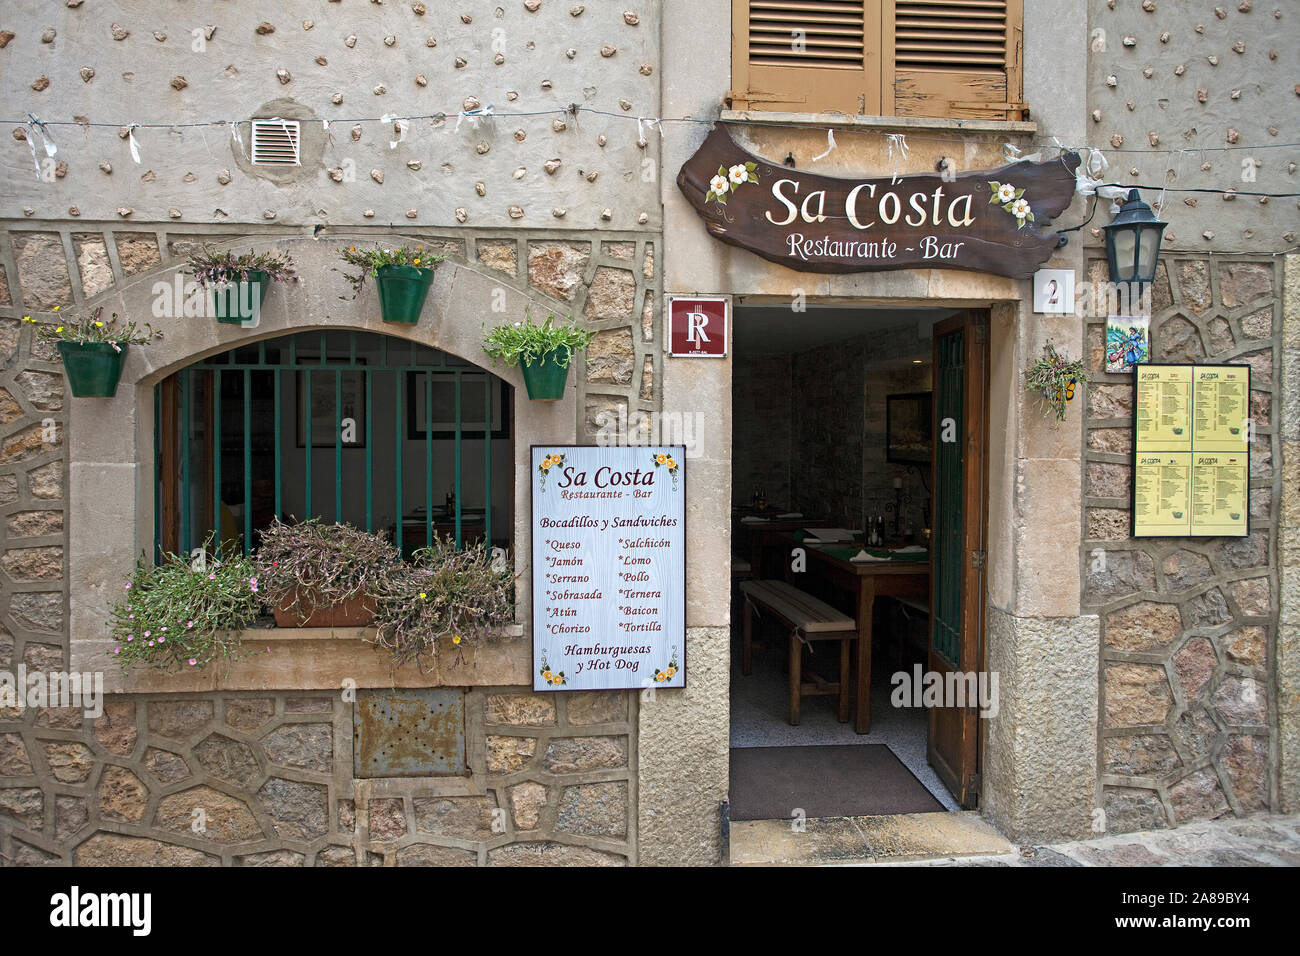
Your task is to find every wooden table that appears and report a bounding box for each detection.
[733,511,822,580]
[782,538,931,734]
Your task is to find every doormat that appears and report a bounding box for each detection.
[728,744,944,821]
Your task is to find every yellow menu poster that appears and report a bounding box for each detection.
[1192,367,1249,452]
[1133,454,1192,535]
[1133,364,1249,537]
[1135,366,1192,451]
[1189,454,1248,535]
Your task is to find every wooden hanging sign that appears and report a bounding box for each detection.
[676,125,1081,279]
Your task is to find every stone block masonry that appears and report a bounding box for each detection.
[1082,254,1284,831]
[0,688,636,866]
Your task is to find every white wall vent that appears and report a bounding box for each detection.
[250,118,301,166]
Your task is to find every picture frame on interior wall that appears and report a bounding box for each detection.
[296,357,367,448]
[406,371,510,440]
[886,392,933,465]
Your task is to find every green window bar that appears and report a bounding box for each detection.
[156,331,505,563]
[213,368,222,555]
[454,370,462,548]
[394,364,403,556]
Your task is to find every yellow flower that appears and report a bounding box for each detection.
[22,316,31,323]
[666,458,676,469]
[94,321,103,327]
[655,454,666,464]
[543,670,553,680]
[413,258,421,265]
[55,326,63,333]
[452,635,461,645]
[541,460,551,471]
[418,592,427,599]
[52,306,59,311]
[666,667,675,677]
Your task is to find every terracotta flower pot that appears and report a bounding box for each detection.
[272,590,377,628]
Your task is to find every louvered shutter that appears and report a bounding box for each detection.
[888,0,1025,119]
[731,1,881,114]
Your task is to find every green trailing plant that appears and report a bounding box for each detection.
[336,243,447,299]
[253,517,401,616]
[481,309,593,369]
[184,246,299,287]
[23,306,161,348]
[1025,342,1089,422]
[371,535,516,670]
[106,539,263,673]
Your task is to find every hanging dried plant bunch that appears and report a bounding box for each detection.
[1024,342,1089,422]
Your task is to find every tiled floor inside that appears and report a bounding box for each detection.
[729,637,961,813]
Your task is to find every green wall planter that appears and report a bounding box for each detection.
[520,349,571,400]
[213,270,271,324]
[58,341,128,398]
[376,264,435,324]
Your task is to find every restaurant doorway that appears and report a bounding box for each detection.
[729,304,989,823]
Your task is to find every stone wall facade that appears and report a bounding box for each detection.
[0,220,659,865]
[1,688,636,866]
[1083,254,1283,830]
[1082,0,1296,833]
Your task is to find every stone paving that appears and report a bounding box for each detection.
[730,811,1300,866]
[879,814,1300,867]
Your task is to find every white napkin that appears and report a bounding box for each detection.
[776,512,803,519]
[805,527,854,542]
[740,516,770,524]
[893,545,927,553]
[851,549,888,562]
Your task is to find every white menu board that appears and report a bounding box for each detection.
[531,445,686,691]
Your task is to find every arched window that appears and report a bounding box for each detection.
[154,331,513,560]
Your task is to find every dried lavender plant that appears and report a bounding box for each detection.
[253,517,401,617]
[371,535,516,670]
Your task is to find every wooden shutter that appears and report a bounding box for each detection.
[730,1,882,114]
[887,0,1025,119]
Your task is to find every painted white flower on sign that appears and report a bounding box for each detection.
[706,160,761,205]
[987,180,1035,229]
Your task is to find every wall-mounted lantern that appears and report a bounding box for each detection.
[1102,188,1167,288]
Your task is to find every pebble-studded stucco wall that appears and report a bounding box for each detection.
[1,2,662,231]
[1084,1,1297,253]
[0,0,663,866]
[1081,2,1297,831]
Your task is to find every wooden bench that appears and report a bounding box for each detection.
[739,579,857,725]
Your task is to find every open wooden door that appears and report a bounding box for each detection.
[927,310,989,809]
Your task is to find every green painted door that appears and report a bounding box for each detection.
[927,311,989,810]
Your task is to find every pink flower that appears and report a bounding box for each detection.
[114,647,121,655]
[147,640,154,647]
[188,658,197,666]
[143,630,151,638]
[208,573,216,580]
[249,576,259,593]
[186,620,194,628]
[126,635,133,642]
[157,636,165,644]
